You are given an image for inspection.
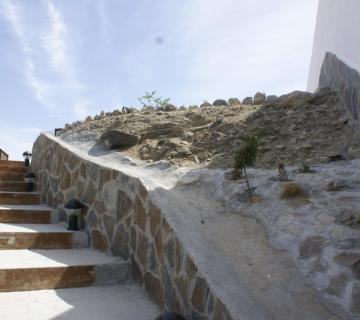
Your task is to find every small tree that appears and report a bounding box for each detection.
[138,90,170,108]
[234,136,258,199]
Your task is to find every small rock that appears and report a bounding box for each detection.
[100,130,140,149]
[164,104,177,112]
[122,106,131,114]
[327,180,347,191]
[242,97,253,105]
[299,236,327,259]
[278,90,314,108]
[213,99,228,106]
[266,95,278,102]
[254,92,266,105]
[228,98,241,106]
[200,101,212,108]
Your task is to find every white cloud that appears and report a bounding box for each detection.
[1,0,50,107]
[1,0,90,118]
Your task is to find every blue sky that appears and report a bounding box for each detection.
[0,0,318,160]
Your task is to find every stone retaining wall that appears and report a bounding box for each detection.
[32,134,232,320]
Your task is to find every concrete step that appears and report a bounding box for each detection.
[0,165,27,174]
[0,181,28,192]
[0,223,87,249]
[0,192,41,205]
[0,172,24,182]
[0,205,52,224]
[0,249,128,292]
[0,284,159,320]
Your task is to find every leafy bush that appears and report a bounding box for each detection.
[234,136,258,198]
[138,91,170,108]
[281,183,304,199]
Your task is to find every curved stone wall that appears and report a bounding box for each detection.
[31,133,233,320]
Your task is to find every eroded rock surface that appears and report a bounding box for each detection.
[62,89,360,168]
[320,52,360,124]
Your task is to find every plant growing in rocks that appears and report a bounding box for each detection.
[234,136,258,199]
[138,90,170,108]
[299,161,315,173]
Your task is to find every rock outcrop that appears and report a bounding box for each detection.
[319,52,360,125]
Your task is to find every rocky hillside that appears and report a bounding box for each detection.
[62,88,360,168]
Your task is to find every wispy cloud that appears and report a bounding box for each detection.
[42,1,82,89]
[1,0,49,106]
[1,0,90,118]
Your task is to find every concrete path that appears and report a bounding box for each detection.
[0,284,159,320]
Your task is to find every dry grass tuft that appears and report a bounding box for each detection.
[281,183,304,199]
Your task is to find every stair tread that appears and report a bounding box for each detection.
[0,248,122,269]
[0,204,51,211]
[0,191,40,195]
[0,223,80,233]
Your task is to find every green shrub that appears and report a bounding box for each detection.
[138,90,170,108]
[234,136,258,198]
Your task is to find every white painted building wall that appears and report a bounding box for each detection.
[307,0,360,91]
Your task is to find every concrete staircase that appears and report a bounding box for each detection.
[0,160,128,292]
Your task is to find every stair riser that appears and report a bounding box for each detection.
[0,182,28,192]
[0,194,40,205]
[0,172,25,182]
[0,166,27,174]
[0,210,50,224]
[0,233,78,249]
[0,160,24,167]
[0,266,95,291]
[0,262,129,291]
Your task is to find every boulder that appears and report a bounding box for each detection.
[200,101,212,108]
[100,130,140,149]
[242,97,253,105]
[254,92,266,105]
[266,95,278,103]
[319,52,360,123]
[228,97,241,106]
[213,99,228,106]
[164,104,177,112]
[122,107,131,114]
[278,91,314,108]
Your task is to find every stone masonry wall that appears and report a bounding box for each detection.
[31,133,232,320]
